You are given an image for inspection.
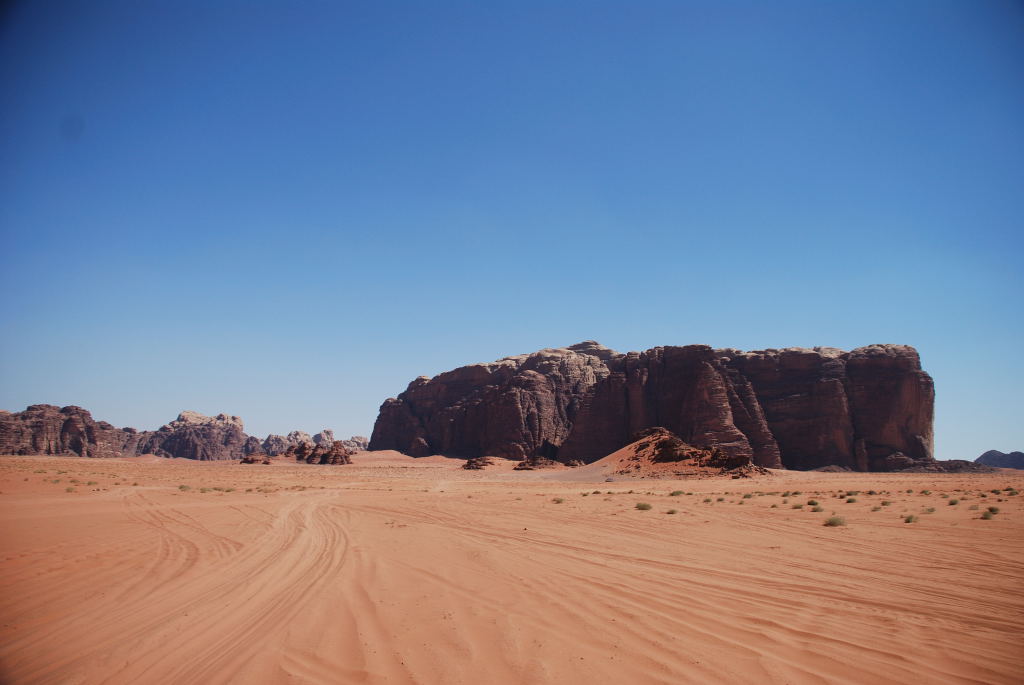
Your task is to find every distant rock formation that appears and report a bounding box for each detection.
[369,341,936,472]
[337,435,369,451]
[137,411,251,461]
[262,430,368,456]
[975,450,1024,469]
[0,404,140,459]
[284,441,354,465]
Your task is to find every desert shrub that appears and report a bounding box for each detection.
[666,509,677,515]
[742,493,753,499]
[904,515,918,523]
[846,497,857,503]
[791,491,802,495]
[981,511,994,520]
[871,506,881,512]
[716,497,725,502]
[770,504,778,508]
[782,491,792,497]
[811,505,823,512]
[791,504,803,509]
[881,500,891,506]
[593,490,602,494]
[635,502,653,510]
[924,507,935,513]
[87,481,97,486]
[968,504,979,510]
[200,487,211,493]
[807,499,819,506]
[552,497,564,504]
[703,498,712,503]
[581,492,589,497]
[948,499,959,505]
[670,490,683,496]
[178,485,190,491]
[847,491,859,496]
[65,487,75,493]
[988,506,1000,514]
[823,516,846,527]
[867,490,878,495]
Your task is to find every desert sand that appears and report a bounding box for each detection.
[1,454,1021,684]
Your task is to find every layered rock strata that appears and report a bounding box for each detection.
[369,341,936,471]
[0,405,141,459]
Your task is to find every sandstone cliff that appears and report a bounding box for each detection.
[136,411,252,461]
[0,405,140,459]
[369,341,936,471]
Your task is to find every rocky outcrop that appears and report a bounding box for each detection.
[284,441,354,465]
[262,430,367,456]
[337,435,369,451]
[370,341,936,472]
[975,450,1024,469]
[0,404,141,458]
[138,411,251,461]
[602,427,765,478]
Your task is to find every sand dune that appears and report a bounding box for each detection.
[1,455,1021,684]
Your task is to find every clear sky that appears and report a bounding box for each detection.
[1,1,1021,458]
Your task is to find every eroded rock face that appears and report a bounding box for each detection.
[284,441,354,465]
[138,411,250,461]
[0,405,140,458]
[369,341,936,472]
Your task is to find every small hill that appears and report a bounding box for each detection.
[975,450,1024,469]
[589,427,769,479]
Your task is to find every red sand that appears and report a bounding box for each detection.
[1,454,1022,684]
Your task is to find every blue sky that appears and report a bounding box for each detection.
[1,1,1021,458]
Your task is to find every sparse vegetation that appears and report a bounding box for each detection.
[823,516,846,527]
[988,506,1000,514]
[666,509,677,515]
[981,511,994,520]
[178,484,191,491]
[904,515,918,523]
[635,502,652,511]
[807,499,819,506]
[949,499,959,506]
[552,498,564,504]
[845,497,857,503]
[670,490,683,496]
[811,506,823,512]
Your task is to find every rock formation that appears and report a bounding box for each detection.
[284,441,354,465]
[975,450,1024,469]
[369,341,936,472]
[137,411,251,461]
[0,405,141,458]
[262,430,367,456]
[1,406,366,463]
[602,427,767,478]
